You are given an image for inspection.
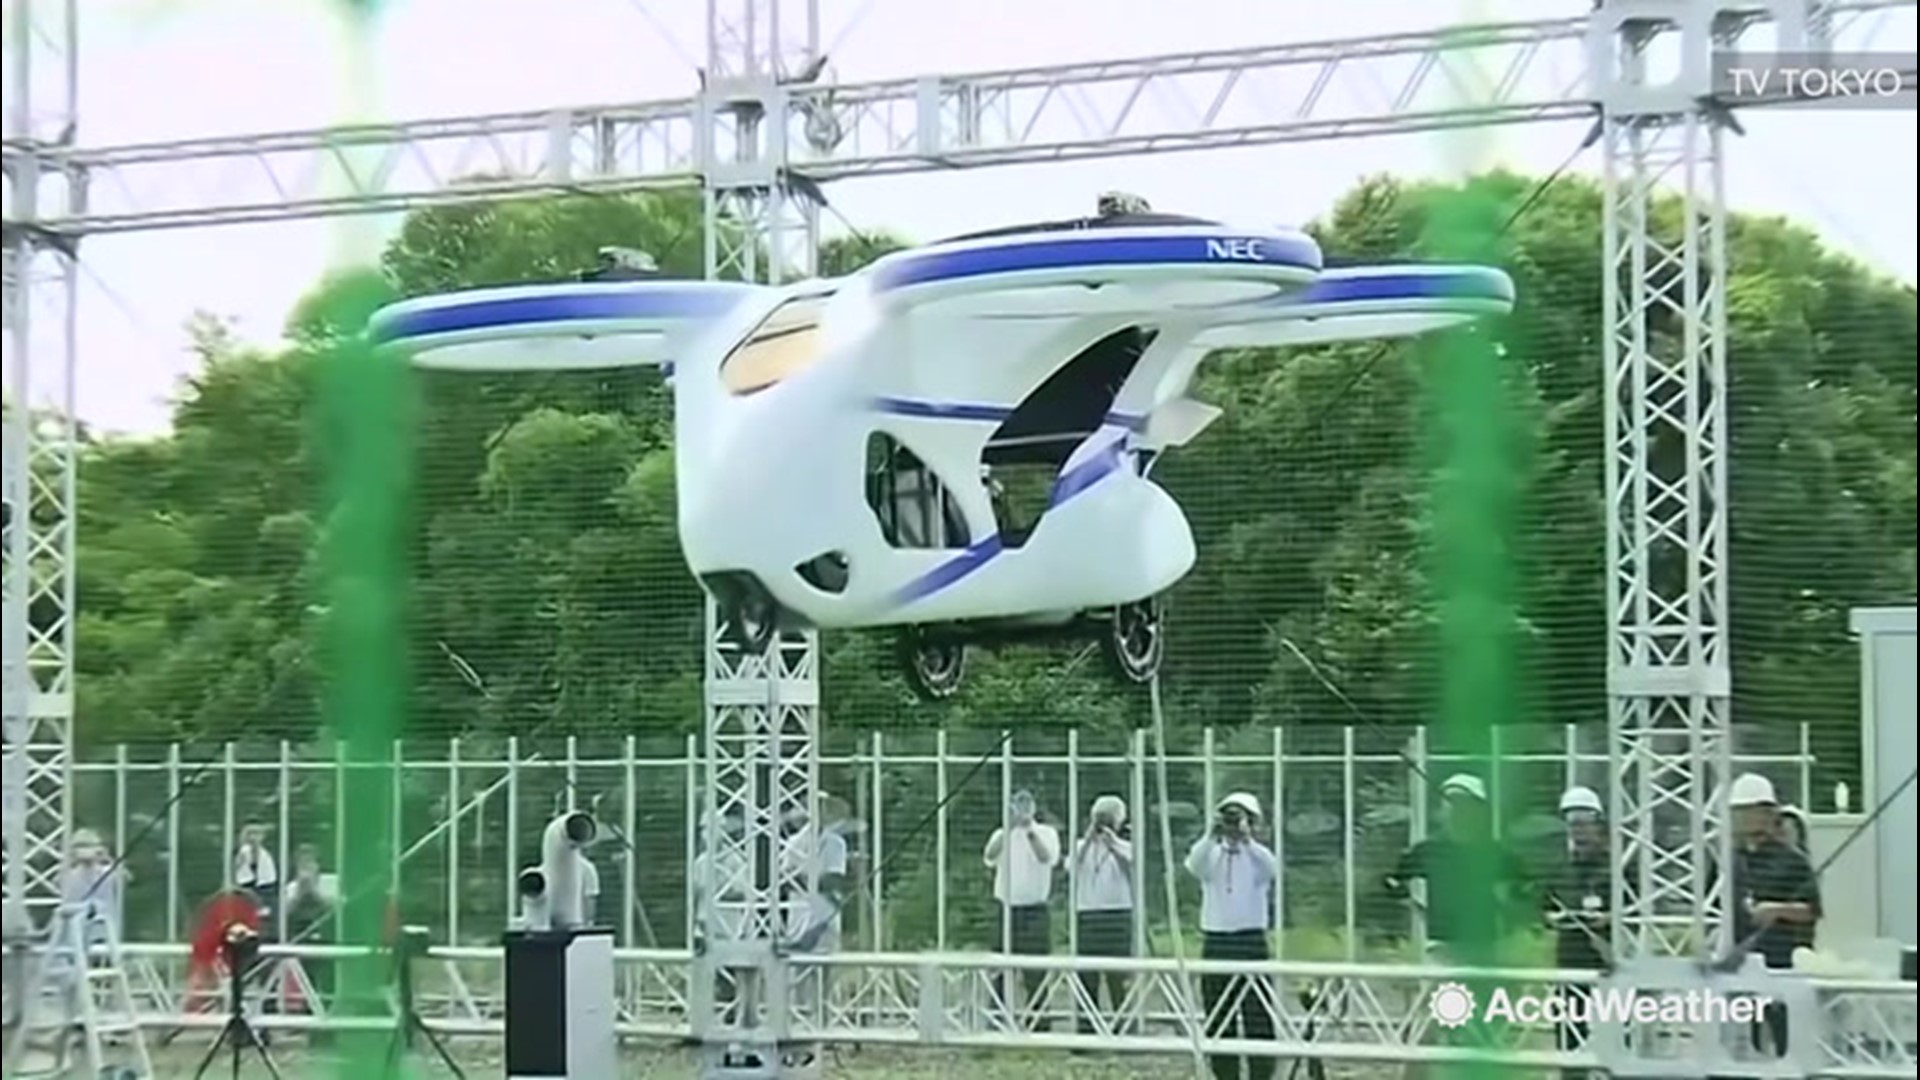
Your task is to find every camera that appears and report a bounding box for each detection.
[516,812,598,931]
[222,922,261,971]
[397,923,431,961]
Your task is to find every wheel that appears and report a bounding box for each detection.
[719,578,779,654]
[1101,595,1164,684]
[898,628,967,702]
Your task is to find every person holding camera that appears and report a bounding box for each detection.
[1185,791,1278,1080]
[232,823,280,934]
[983,789,1061,1022]
[62,828,128,946]
[1070,794,1135,1034]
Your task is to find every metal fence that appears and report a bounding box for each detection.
[70,723,1819,961]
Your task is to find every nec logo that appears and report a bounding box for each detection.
[1205,238,1266,262]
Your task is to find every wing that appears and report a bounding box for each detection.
[367,280,766,371]
[1194,263,1515,349]
[1131,264,1515,453]
[861,224,1323,319]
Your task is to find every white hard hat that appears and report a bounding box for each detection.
[1218,792,1263,819]
[1779,804,1807,824]
[1091,795,1128,825]
[1729,773,1778,808]
[1559,786,1604,816]
[1439,774,1487,802]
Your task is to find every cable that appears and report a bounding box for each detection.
[1275,129,1597,462]
[1148,673,1212,1079]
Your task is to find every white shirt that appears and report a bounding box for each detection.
[781,826,850,944]
[984,823,1062,907]
[692,848,750,940]
[1071,834,1135,912]
[234,845,278,890]
[1185,835,1276,933]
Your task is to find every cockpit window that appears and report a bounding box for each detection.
[720,295,829,396]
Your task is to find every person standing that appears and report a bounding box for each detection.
[1384,774,1530,963]
[282,845,335,1021]
[1542,786,1615,1079]
[1730,773,1820,1056]
[983,789,1061,1022]
[62,829,128,945]
[1776,804,1810,854]
[232,823,280,931]
[782,795,851,1066]
[1186,791,1278,1080]
[1070,794,1135,1035]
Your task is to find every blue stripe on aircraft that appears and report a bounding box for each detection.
[1047,437,1128,508]
[1283,267,1514,308]
[890,435,1132,608]
[872,232,1322,294]
[893,534,1007,605]
[370,284,750,344]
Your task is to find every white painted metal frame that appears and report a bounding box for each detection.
[2,0,1916,1073]
[101,940,1920,1076]
[1593,0,1745,964]
[2,0,80,940]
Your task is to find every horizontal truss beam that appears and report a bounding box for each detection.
[110,942,1919,1074]
[14,19,1599,233]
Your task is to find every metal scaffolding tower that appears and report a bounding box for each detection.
[2,0,80,943]
[1,0,1913,1074]
[694,6,826,1077]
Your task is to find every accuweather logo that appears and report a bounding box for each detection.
[1427,982,1769,1027]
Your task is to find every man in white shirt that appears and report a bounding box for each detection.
[232,823,280,931]
[691,816,750,945]
[1185,792,1278,1080]
[782,795,852,1056]
[1070,794,1134,1035]
[785,796,851,954]
[982,789,1061,1019]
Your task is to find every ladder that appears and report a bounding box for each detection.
[3,901,154,1079]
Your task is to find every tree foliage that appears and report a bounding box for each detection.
[72,178,1914,794]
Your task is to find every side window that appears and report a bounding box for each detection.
[720,296,828,396]
[865,434,971,551]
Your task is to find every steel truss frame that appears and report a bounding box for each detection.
[2,0,1916,1075]
[104,941,1920,1076]
[2,0,80,941]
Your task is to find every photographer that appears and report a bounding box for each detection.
[62,828,128,946]
[231,823,280,934]
[1070,794,1135,1034]
[983,789,1061,1022]
[1185,792,1278,1080]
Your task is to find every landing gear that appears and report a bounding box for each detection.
[1100,595,1164,684]
[713,575,780,654]
[898,628,968,702]
[893,594,1165,699]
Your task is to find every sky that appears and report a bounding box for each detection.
[9,0,1917,436]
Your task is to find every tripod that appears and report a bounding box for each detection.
[385,926,465,1078]
[194,928,281,1079]
[1285,983,1328,1080]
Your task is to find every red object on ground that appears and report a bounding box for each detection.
[183,891,262,1012]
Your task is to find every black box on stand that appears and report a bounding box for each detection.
[504,928,616,1079]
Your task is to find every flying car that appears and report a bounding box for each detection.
[369,207,1514,700]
